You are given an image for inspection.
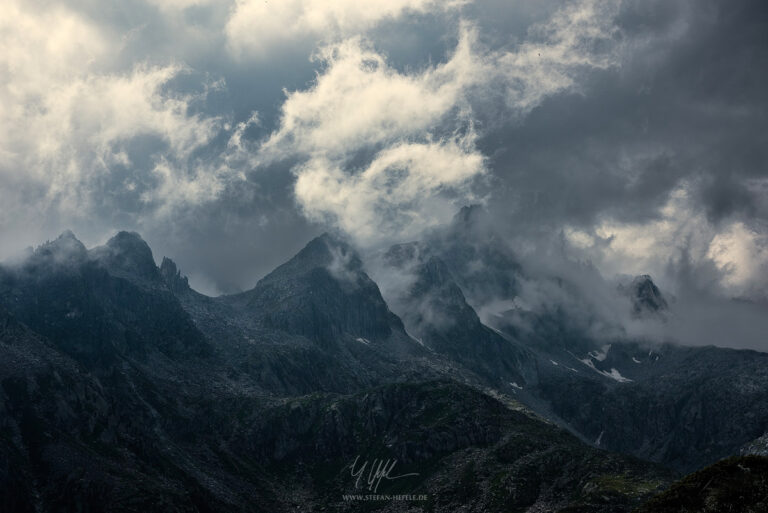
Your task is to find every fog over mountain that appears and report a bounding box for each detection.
[3,224,768,511]
[1,0,766,314]
[4,3,768,511]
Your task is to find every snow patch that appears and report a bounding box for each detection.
[578,357,633,383]
[510,382,523,390]
[588,344,611,362]
[595,430,604,446]
[355,337,370,345]
[632,357,642,364]
[490,326,505,336]
[550,360,559,366]
[605,368,632,383]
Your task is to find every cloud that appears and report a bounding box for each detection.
[497,0,621,113]
[706,221,768,296]
[260,27,488,246]
[295,136,485,246]
[225,0,466,58]
[484,0,768,306]
[260,31,481,160]
[0,0,252,252]
[1,0,765,317]
[264,0,623,247]
[561,182,768,302]
[144,0,218,10]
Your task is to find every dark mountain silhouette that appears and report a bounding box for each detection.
[0,223,766,511]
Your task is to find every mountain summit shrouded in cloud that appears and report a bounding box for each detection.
[3,2,768,511]
[1,0,767,326]
[3,227,768,510]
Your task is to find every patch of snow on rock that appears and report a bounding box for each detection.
[588,344,611,362]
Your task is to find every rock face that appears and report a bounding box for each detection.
[0,230,675,512]
[430,205,522,308]
[534,342,768,472]
[486,281,768,472]
[159,256,190,294]
[236,380,673,513]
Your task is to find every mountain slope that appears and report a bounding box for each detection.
[635,456,768,513]
[393,207,768,473]
[235,380,673,513]
[3,226,767,512]
[0,230,679,512]
[161,234,433,396]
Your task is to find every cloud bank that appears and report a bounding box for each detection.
[0,0,766,331]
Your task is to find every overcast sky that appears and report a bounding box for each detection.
[1,0,766,304]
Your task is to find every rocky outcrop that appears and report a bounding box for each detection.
[89,231,162,285]
[160,256,191,294]
[636,456,768,513]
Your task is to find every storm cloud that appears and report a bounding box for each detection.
[1,0,766,332]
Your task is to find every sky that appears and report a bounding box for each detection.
[1,0,766,313]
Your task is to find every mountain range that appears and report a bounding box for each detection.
[1,208,767,512]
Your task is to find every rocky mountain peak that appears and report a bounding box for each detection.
[628,274,668,314]
[89,231,160,283]
[29,230,88,267]
[452,204,486,227]
[268,232,361,280]
[57,229,80,242]
[240,233,398,345]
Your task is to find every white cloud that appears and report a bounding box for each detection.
[564,185,768,299]
[144,0,219,10]
[295,136,485,246]
[261,28,482,159]
[707,221,768,294]
[225,0,466,58]
[264,0,623,246]
[0,0,245,246]
[588,187,711,280]
[498,0,621,112]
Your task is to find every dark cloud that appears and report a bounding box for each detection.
[1,0,766,306]
[484,0,767,230]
